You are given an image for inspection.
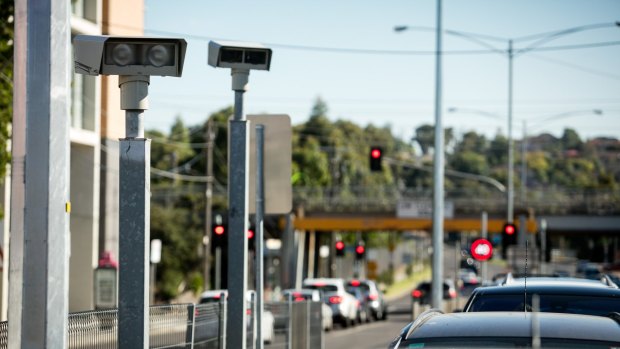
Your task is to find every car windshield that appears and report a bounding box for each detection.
[467,294,620,316]
[402,337,617,348]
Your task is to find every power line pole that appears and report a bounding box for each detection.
[204,118,214,290]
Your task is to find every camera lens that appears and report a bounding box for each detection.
[147,44,171,67]
[111,44,134,66]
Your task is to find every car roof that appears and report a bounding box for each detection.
[199,289,227,298]
[406,312,620,342]
[303,278,344,286]
[282,289,317,295]
[473,281,620,296]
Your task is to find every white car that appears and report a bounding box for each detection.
[198,289,275,344]
[302,278,359,328]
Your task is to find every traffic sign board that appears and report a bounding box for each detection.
[471,238,493,261]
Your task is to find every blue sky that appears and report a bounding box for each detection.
[144,0,619,142]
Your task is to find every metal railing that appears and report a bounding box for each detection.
[0,300,323,349]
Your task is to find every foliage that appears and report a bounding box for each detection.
[0,0,14,219]
[146,99,620,298]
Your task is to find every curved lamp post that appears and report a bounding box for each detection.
[396,22,618,223]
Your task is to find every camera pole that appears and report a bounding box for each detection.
[228,68,251,349]
[118,75,151,349]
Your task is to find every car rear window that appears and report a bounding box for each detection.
[467,294,620,316]
[304,284,338,293]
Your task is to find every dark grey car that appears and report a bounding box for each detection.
[388,310,620,348]
[463,277,620,316]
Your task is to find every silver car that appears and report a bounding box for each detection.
[303,278,359,328]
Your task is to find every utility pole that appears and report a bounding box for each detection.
[204,118,214,290]
[507,39,515,224]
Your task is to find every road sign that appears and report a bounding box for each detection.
[247,114,292,214]
[471,238,493,261]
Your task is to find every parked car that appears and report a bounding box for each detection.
[281,289,333,331]
[198,290,275,344]
[346,279,388,320]
[411,280,457,305]
[345,284,370,323]
[387,310,620,348]
[303,278,358,327]
[463,277,620,316]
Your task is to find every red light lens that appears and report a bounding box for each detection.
[371,149,381,158]
[214,226,225,235]
[356,246,365,254]
[368,294,378,301]
[335,241,344,250]
[329,296,342,304]
[247,229,254,239]
[505,225,515,235]
[412,290,422,298]
[350,280,361,286]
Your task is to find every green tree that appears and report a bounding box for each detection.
[0,0,14,219]
[561,128,583,151]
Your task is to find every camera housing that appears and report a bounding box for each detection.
[74,35,187,77]
[208,40,272,71]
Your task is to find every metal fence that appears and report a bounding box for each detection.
[0,300,323,349]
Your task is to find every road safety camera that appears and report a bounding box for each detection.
[73,35,187,77]
[73,35,187,349]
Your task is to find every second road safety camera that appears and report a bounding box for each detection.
[208,40,272,71]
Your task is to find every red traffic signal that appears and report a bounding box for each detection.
[213,225,225,236]
[371,148,381,159]
[355,242,366,260]
[335,240,345,257]
[247,229,255,239]
[369,147,383,172]
[503,223,516,235]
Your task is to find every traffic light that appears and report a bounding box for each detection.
[369,147,383,172]
[501,222,517,258]
[355,241,366,260]
[247,226,255,251]
[335,240,345,257]
[212,223,227,248]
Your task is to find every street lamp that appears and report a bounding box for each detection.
[396,22,618,224]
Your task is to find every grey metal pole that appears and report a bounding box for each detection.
[215,247,222,289]
[228,69,250,349]
[507,40,515,224]
[431,0,445,310]
[11,0,71,346]
[521,120,527,206]
[255,125,265,349]
[540,219,547,274]
[481,212,488,282]
[205,118,214,290]
[119,75,151,349]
